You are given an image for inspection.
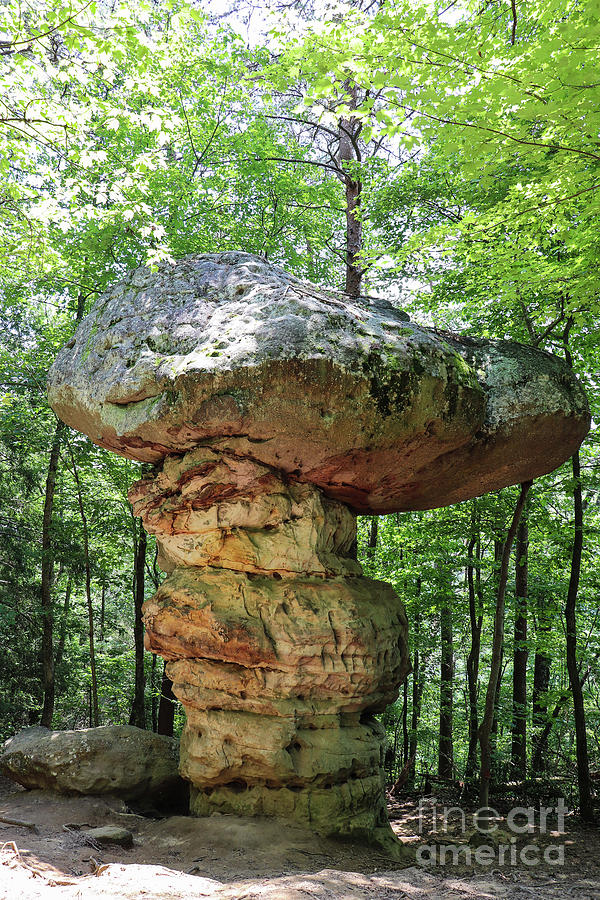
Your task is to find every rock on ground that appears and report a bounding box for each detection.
[0,726,187,810]
[0,781,598,900]
[83,826,134,848]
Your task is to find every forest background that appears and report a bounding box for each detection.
[1,0,599,820]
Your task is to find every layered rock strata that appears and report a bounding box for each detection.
[47,251,591,851]
[130,450,409,844]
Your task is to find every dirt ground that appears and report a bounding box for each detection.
[1,777,599,899]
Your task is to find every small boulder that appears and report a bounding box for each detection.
[0,725,187,811]
[84,825,134,848]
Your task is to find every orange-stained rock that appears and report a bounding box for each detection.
[129,449,360,576]
[135,455,409,851]
[47,252,590,513]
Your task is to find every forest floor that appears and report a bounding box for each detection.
[0,777,599,899]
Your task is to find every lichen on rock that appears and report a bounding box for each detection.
[46,251,590,855]
[0,725,186,810]
[48,252,589,513]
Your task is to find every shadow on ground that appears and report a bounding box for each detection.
[1,777,599,899]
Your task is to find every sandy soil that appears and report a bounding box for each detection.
[1,777,599,899]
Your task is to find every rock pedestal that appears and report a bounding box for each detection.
[47,251,590,853]
[130,448,409,845]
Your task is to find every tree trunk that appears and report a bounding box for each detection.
[99,584,105,642]
[402,679,409,766]
[531,604,551,774]
[42,292,86,726]
[408,589,423,786]
[68,444,99,727]
[438,595,454,779]
[129,522,147,729]
[368,516,378,552]
[151,653,158,732]
[343,175,362,297]
[478,481,531,826]
[54,576,71,675]
[510,514,529,781]
[562,329,594,821]
[157,662,176,737]
[339,83,363,298]
[464,514,483,791]
[490,540,503,747]
[40,420,64,727]
[565,449,595,821]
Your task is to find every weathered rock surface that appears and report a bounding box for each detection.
[84,825,134,848]
[47,252,589,513]
[0,725,185,808]
[46,252,590,853]
[129,448,360,576]
[134,458,409,847]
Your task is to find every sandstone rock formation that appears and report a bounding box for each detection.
[131,452,409,844]
[47,252,590,853]
[0,725,186,809]
[47,253,589,512]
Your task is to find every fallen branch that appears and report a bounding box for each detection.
[0,816,37,832]
[390,753,417,796]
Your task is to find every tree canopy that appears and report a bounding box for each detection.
[0,0,599,823]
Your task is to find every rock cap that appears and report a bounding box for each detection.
[48,252,590,512]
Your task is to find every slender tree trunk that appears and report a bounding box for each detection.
[510,514,529,780]
[464,516,483,791]
[368,516,378,552]
[343,175,362,297]
[565,450,594,821]
[41,291,86,726]
[54,576,71,674]
[130,522,147,729]
[478,481,532,826]
[491,654,504,749]
[408,600,423,786]
[99,584,105,642]
[40,420,65,727]
[531,603,551,774]
[490,539,504,750]
[157,662,176,737]
[151,653,158,732]
[386,712,398,777]
[562,330,594,821]
[339,83,363,297]
[402,679,409,766]
[68,444,99,727]
[438,594,454,779]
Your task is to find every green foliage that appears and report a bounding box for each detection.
[0,0,598,816]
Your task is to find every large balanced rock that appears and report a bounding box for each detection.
[47,252,588,512]
[47,252,589,853]
[0,725,185,809]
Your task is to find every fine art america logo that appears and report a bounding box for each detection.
[416,798,567,866]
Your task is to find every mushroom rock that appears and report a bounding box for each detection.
[47,252,590,853]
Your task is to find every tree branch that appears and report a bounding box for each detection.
[6,0,94,49]
[389,100,600,162]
